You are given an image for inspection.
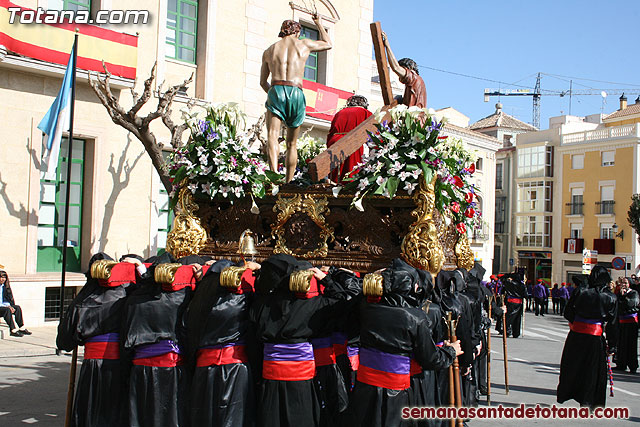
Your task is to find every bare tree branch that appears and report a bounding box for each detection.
[129,62,156,116]
[87,63,195,194]
[246,113,267,154]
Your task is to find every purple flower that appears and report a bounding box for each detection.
[429,120,442,132]
[198,120,210,135]
[231,156,238,167]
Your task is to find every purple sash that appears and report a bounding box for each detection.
[86,332,120,343]
[134,339,182,359]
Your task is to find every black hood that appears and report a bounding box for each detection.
[255,254,309,294]
[572,275,587,288]
[178,254,209,266]
[119,253,144,263]
[436,269,466,295]
[415,267,434,305]
[380,258,421,308]
[85,252,114,279]
[469,262,486,282]
[588,265,611,289]
[206,259,235,275]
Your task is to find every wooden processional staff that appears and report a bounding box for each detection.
[501,295,509,395]
[486,295,493,406]
[445,312,463,427]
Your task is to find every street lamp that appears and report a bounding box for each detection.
[612,223,624,240]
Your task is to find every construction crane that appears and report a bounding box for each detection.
[484,73,640,129]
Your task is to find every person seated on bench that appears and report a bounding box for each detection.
[0,270,31,337]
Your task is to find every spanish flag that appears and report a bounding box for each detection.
[0,0,137,79]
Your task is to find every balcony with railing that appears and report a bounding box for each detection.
[595,200,615,215]
[565,202,584,216]
[561,124,640,145]
[563,238,584,254]
[593,239,615,255]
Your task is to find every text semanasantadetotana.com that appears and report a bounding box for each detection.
[401,404,630,420]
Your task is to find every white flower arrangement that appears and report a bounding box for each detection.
[344,104,482,234]
[166,103,279,206]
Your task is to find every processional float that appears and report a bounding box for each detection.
[165,22,475,275]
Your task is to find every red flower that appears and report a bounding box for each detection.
[465,207,475,218]
[456,223,467,234]
[437,136,448,140]
[467,163,476,174]
[465,192,474,203]
[451,201,460,213]
[453,176,464,188]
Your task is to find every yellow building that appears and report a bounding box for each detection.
[0,0,374,325]
[553,95,640,283]
[514,114,601,283]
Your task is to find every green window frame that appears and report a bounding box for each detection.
[157,187,174,255]
[58,0,91,11]
[300,26,319,82]
[37,138,84,272]
[166,0,198,64]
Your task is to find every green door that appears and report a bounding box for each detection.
[37,138,84,272]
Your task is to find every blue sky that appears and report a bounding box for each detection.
[373,0,640,129]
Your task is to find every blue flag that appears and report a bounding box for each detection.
[38,44,76,180]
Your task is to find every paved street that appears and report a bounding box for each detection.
[1,315,639,425]
[475,311,640,425]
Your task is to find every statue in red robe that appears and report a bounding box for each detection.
[327,95,372,184]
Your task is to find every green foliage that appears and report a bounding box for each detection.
[628,194,640,244]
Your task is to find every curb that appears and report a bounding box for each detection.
[0,348,59,358]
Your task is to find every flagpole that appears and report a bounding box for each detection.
[59,31,79,427]
[58,31,78,323]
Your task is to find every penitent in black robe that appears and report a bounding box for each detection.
[557,266,617,408]
[350,259,456,427]
[408,299,448,427]
[250,254,357,427]
[615,289,639,372]
[502,274,527,338]
[186,260,257,427]
[122,256,194,427]
[435,270,475,410]
[56,253,135,427]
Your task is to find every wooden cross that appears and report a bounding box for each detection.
[307,22,396,182]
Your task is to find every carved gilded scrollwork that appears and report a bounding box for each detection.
[400,174,445,275]
[289,269,315,293]
[166,187,208,259]
[90,259,118,280]
[272,193,334,259]
[154,263,182,284]
[362,273,384,297]
[454,232,475,270]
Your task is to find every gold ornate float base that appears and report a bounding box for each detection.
[166,182,475,273]
[166,187,208,259]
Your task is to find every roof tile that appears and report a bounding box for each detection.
[470,111,537,131]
